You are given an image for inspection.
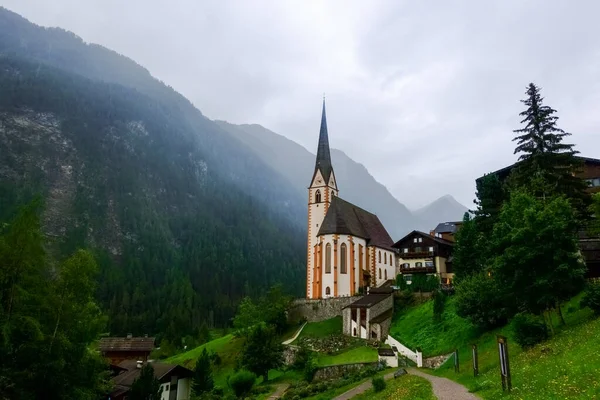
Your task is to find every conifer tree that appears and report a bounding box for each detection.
[192,348,214,395]
[472,173,506,236]
[510,83,591,219]
[452,213,482,281]
[130,363,162,400]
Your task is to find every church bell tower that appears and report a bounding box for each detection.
[306,100,338,299]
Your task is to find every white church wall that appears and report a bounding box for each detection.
[320,234,336,298]
[373,248,396,286]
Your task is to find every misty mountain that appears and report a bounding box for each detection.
[414,194,469,232]
[216,121,469,239]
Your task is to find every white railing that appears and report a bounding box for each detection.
[385,335,423,367]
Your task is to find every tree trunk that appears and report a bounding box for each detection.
[556,303,566,326]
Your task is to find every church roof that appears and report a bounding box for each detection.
[313,99,334,183]
[317,196,394,250]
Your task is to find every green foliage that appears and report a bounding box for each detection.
[130,363,162,400]
[491,192,586,315]
[511,313,549,349]
[589,193,600,236]
[455,271,508,330]
[405,274,439,293]
[0,200,110,399]
[354,374,435,400]
[472,173,506,237]
[510,83,591,220]
[240,324,283,381]
[371,376,386,392]
[227,370,256,398]
[432,290,445,322]
[293,345,318,382]
[233,285,292,337]
[452,213,483,281]
[192,348,214,395]
[581,282,600,315]
[295,316,342,341]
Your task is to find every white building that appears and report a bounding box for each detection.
[306,101,396,299]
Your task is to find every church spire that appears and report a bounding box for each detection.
[315,98,333,182]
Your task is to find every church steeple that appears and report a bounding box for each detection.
[314,99,333,183]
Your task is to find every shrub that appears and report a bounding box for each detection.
[432,289,445,322]
[511,313,549,349]
[228,370,256,398]
[581,282,600,315]
[372,376,386,392]
[455,271,509,329]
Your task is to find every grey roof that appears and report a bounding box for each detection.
[317,196,394,250]
[111,360,193,389]
[378,347,396,356]
[434,222,461,234]
[344,293,391,309]
[99,336,155,352]
[313,99,334,183]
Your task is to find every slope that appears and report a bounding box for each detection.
[217,121,418,239]
[414,195,469,233]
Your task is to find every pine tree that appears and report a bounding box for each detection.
[472,173,506,236]
[129,363,162,400]
[192,348,214,395]
[510,83,591,219]
[452,213,482,281]
[240,324,284,382]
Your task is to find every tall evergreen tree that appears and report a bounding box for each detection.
[192,348,214,395]
[129,364,162,400]
[510,83,591,219]
[452,213,483,281]
[472,173,506,236]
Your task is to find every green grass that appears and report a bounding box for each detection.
[316,345,378,366]
[427,293,599,399]
[294,316,342,341]
[304,369,392,400]
[353,374,435,400]
[390,297,479,356]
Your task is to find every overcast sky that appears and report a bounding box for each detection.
[4,1,600,209]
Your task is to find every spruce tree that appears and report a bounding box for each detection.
[510,83,591,219]
[129,363,162,400]
[472,173,506,236]
[452,213,482,281]
[192,348,214,395]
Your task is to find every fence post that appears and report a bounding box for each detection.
[497,335,512,392]
[454,349,460,373]
[472,344,479,377]
[416,347,423,368]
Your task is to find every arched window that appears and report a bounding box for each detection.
[315,190,321,203]
[385,270,388,280]
[325,286,331,295]
[378,251,381,263]
[325,243,332,273]
[415,262,423,268]
[340,243,347,274]
[390,255,393,266]
[384,253,387,264]
[378,268,382,279]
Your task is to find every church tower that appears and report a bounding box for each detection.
[307,100,338,299]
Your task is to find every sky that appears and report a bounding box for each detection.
[4,0,600,209]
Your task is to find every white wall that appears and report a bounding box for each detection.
[379,354,398,368]
[319,234,367,298]
[176,378,191,400]
[374,248,396,286]
[350,319,367,339]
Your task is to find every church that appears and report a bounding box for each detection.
[306,101,396,299]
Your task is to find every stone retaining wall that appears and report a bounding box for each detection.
[288,296,361,323]
[312,362,378,381]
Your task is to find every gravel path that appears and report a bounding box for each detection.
[267,383,290,399]
[333,372,395,400]
[282,322,307,345]
[408,368,479,400]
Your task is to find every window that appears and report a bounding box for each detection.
[425,261,434,267]
[379,268,382,279]
[384,253,387,264]
[315,190,321,203]
[413,238,418,243]
[415,247,422,253]
[428,246,434,252]
[415,262,423,267]
[325,243,332,273]
[353,327,357,336]
[378,251,381,262]
[385,270,388,280]
[165,384,170,392]
[326,286,331,295]
[403,248,408,253]
[390,255,393,266]
[404,274,413,282]
[587,178,600,187]
[401,263,410,268]
[340,243,347,274]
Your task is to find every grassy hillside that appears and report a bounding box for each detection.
[294,316,343,341]
[354,374,435,400]
[391,293,599,399]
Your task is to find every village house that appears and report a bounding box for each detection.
[108,360,193,400]
[430,221,462,242]
[99,334,155,365]
[392,230,455,285]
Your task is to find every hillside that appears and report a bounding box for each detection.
[217,121,468,239]
[0,50,305,339]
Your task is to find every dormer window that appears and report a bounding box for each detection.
[315,190,321,203]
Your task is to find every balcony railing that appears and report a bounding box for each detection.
[400,266,436,274]
[399,250,434,259]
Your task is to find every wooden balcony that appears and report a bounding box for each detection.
[399,251,435,259]
[400,266,436,274]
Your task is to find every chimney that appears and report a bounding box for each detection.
[136,360,143,369]
[127,333,132,339]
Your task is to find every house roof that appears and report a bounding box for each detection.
[391,230,455,248]
[112,361,193,388]
[99,336,155,352]
[433,222,462,234]
[317,196,394,250]
[344,293,391,309]
[370,309,393,324]
[378,347,396,357]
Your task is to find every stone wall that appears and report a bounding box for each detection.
[368,295,393,322]
[283,345,300,366]
[288,296,361,323]
[423,353,452,369]
[312,362,378,381]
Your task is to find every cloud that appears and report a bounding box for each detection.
[4,0,600,208]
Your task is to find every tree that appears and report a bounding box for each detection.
[472,173,506,237]
[129,363,162,400]
[452,213,483,281]
[232,297,261,336]
[589,193,600,235]
[240,324,284,382]
[455,271,509,330]
[510,83,591,220]
[491,192,586,319]
[192,348,214,395]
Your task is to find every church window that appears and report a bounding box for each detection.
[326,286,331,295]
[353,328,357,336]
[325,244,332,273]
[390,255,393,266]
[340,243,347,274]
[331,190,335,198]
[378,251,381,263]
[384,253,387,264]
[385,270,388,280]
[315,190,321,203]
[378,269,382,279]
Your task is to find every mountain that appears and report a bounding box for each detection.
[216,121,470,239]
[413,195,469,232]
[0,7,307,339]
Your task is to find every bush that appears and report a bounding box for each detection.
[581,282,600,315]
[432,289,445,322]
[372,377,386,392]
[455,271,509,329]
[228,370,256,398]
[511,313,549,349]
